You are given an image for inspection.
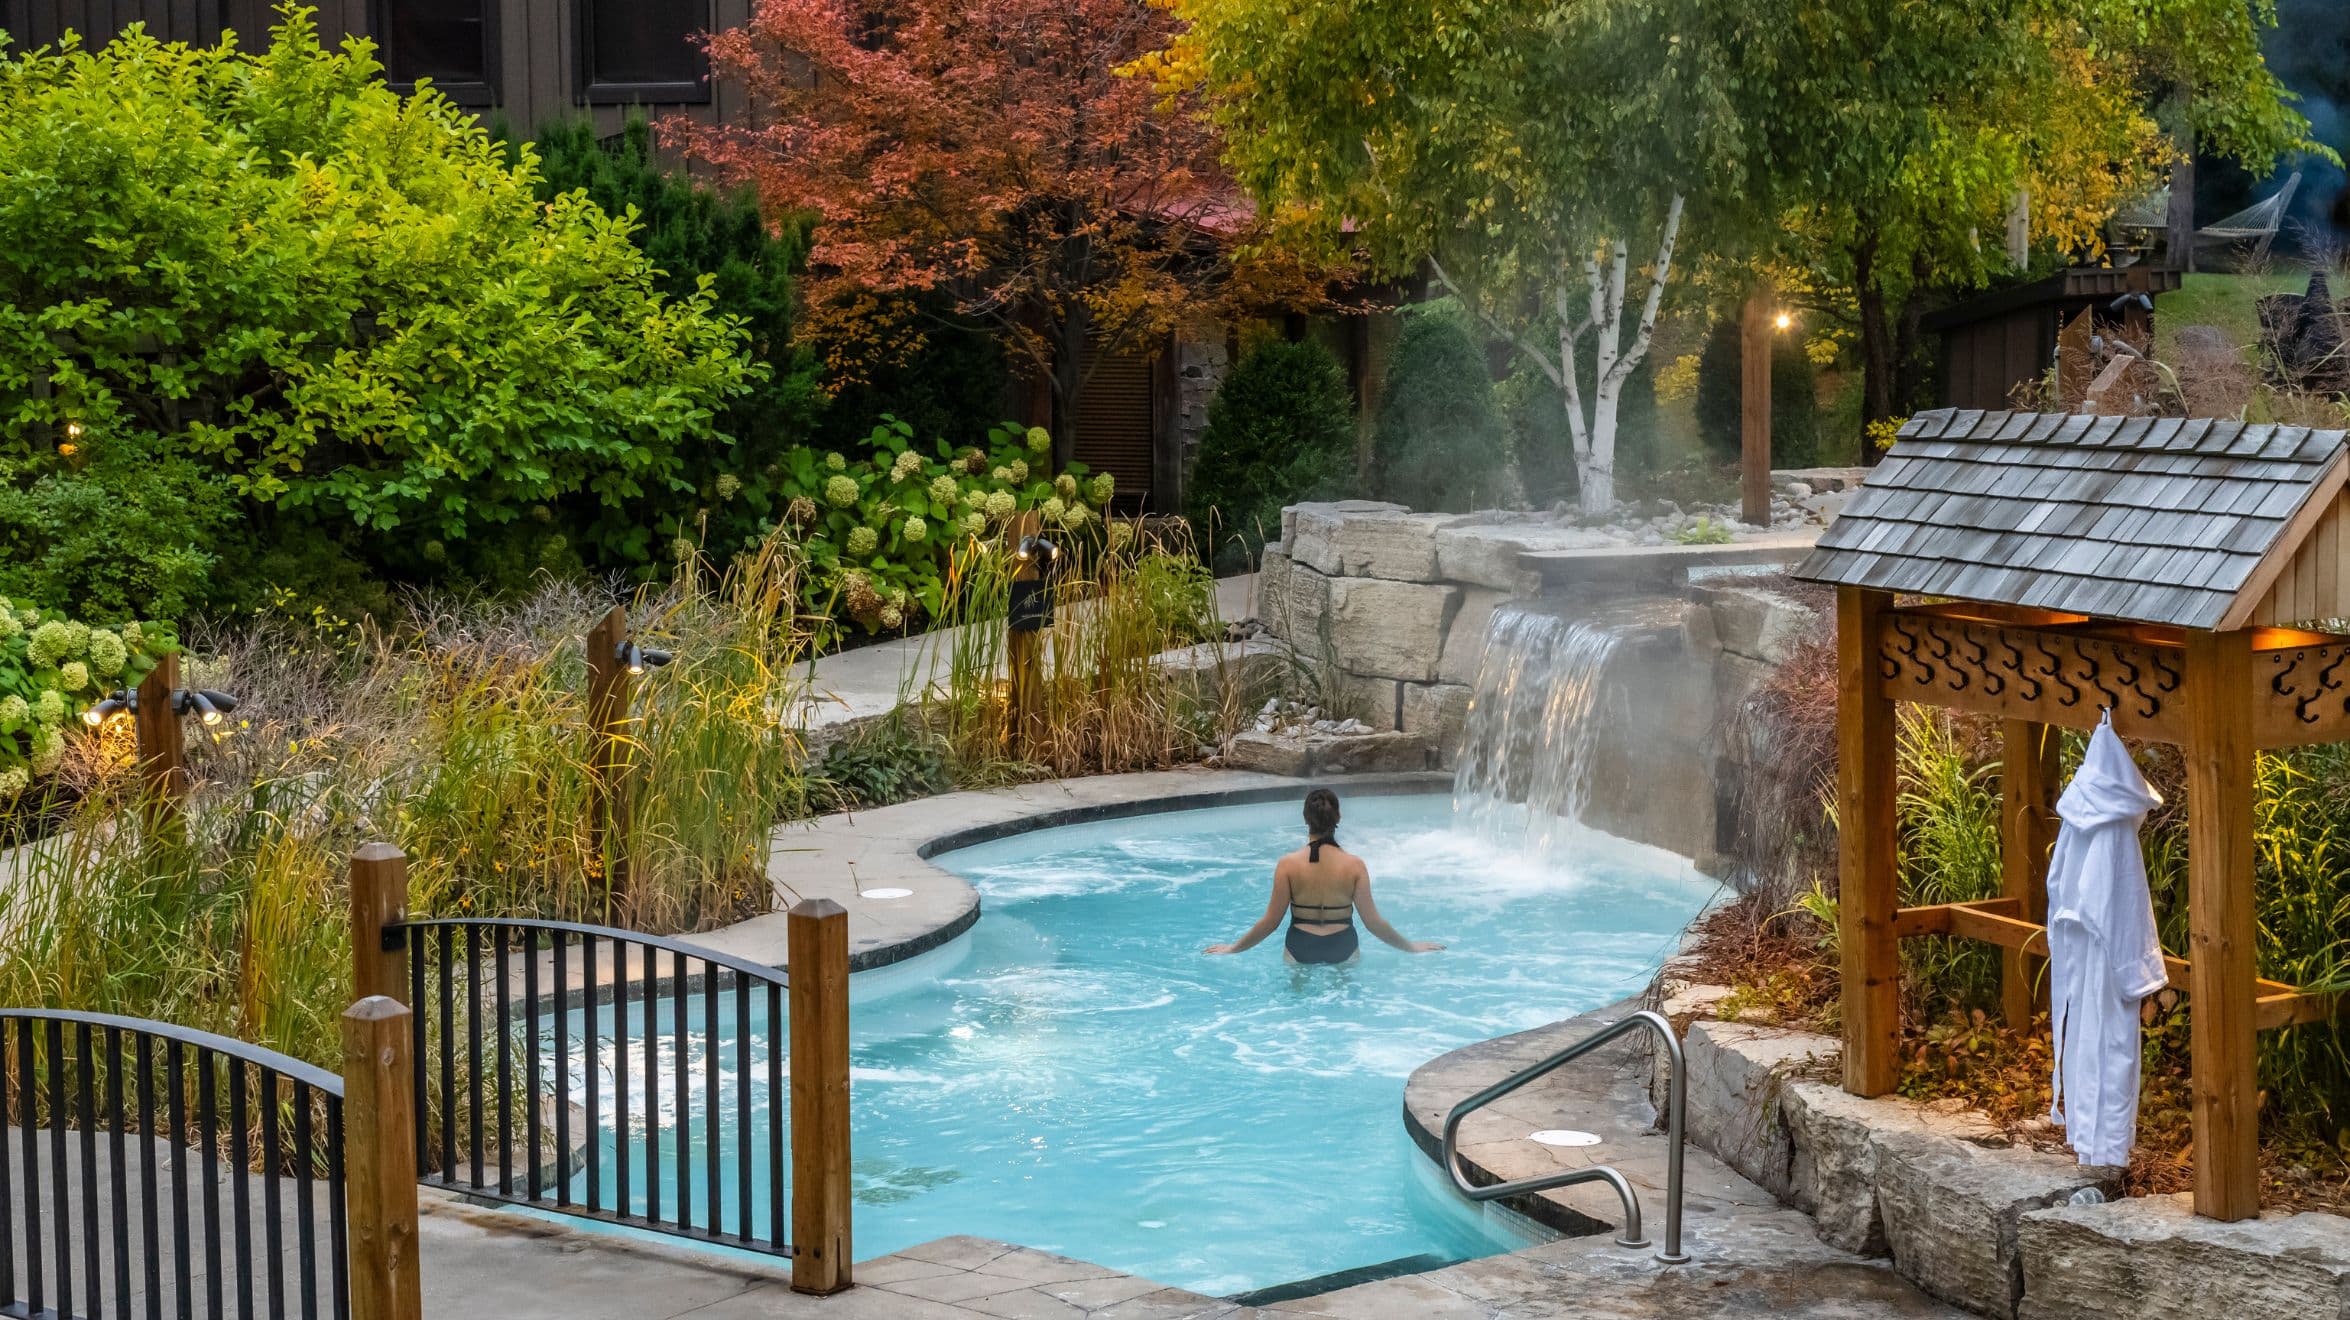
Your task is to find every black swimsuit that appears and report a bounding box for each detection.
[1284,836,1361,964]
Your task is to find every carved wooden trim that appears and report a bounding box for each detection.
[1874,611,2185,743]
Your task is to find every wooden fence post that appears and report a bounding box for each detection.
[788,898,852,1294]
[134,654,186,838]
[1740,292,1774,527]
[585,605,633,919]
[350,843,411,1006]
[343,996,424,1320]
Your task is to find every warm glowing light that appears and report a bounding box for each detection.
[57,442,77,457]
[82,707,104,727]
[64,421,83,440]
[1773,311,1794,332]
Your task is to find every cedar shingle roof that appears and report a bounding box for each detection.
[1794,410,2350,629]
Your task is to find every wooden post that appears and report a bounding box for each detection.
[787,898,853,1294]
[1005,512,1046,760]
[584,605,632,919]
[1740,293,1773,527]
[1999,720,2061,1030]
[350,843,411,1006]
[2183,629,2259,1220]
[343,996,423,1320]
[133,653,186,838]
[1837,587,1901,1097]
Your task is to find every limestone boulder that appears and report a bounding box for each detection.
[1326,578,1458,683]
[1400,682,1472,764]
[1431,523,1607,592]
[1700,586,1822,665]
[1335,673,1403,731]
[1150,637,1287,715]
[1310,729,1433,775]
[1437,588,1513,686]
[2018,1193,2350,1320]
[1222,731,1311,777]
[1779,1082,1888,1254]
[1873,1126,2109,1318]
[1258,552,1332,649]
[1656,1018,1839,1203]
[1284,501,1426,579]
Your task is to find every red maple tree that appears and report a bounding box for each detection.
[681,0,1324,467]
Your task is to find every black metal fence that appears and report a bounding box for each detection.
[0,1008,348,1320]
[388,918,792,1259]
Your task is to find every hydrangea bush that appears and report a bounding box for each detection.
[776,420,1113,635]
[0,600,176,798]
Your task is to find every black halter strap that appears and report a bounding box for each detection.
[1308,834,1338,862]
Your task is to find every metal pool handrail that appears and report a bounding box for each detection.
[1437,1008,1688,1264]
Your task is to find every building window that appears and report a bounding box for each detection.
[581,0,711,104]
[375,0,499,106]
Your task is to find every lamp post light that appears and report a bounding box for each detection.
[1005,526,1061,758]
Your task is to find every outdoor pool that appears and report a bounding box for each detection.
[563,793,1721,1296]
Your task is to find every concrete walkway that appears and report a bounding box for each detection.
[798,576,1257,734]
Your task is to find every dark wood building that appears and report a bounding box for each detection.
[1923,266,2181,411]
[0,1,755,135]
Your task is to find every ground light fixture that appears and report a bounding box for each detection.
[79,687,240,727]
[616,640,675,676]
[1009,534,1063,633]
[1773,310,1794,333]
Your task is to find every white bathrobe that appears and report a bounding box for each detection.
[2045,715,2168,1169]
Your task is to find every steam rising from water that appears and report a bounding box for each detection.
[1451,606,1622,854]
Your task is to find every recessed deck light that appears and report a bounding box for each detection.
[860,887,914,900]
[1528,1129,1601,1147]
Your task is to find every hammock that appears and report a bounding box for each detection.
[2108,172,2302,261]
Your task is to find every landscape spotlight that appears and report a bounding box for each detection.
[171,688,239,726]
[616,640,674,676]
[1772,310,1794,333]
[82,690,131,727]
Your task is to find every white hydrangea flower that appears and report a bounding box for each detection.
[1025,426,1051,455]
[902,516,929,543]
[1041,497,1066,524]
[32,690,66,727]
[879,604,905,630]
[1054,474,1079,501]
[824,451,847,472]
[0,766,26,800]
[0,695,27,726]
[984,491,1017,520]
[824,475,860,508]
[1108,521,1135,550]
[86,630,128,678]
[846,525,879,557]
[990,467,1011,484]
[1088,473,1115,504]
[0,613,20,642]
[714,474,742,499]
[26,621,73,668]
[1008,460,1029,485]
[57,661,89,693]
[890,451,923,482]
[30,728,63,774]
[929,474,960,506]
[960,512,986,538]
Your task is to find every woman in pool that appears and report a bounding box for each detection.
[1203,789,1443,963]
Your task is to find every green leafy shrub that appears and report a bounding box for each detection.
[816,715,954,809]
[1695,317,1821,470]
[0,9,757,613]
[776,420,1113,636]
[1372,304,1513,512]
[0,437,233,621]
[1186,338,1356,571]
[0,597,176,796]
[524,113,826,574]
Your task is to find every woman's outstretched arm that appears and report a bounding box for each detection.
[1205,867,1291,954]
[1355,874,1443,953]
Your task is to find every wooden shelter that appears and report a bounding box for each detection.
[1795,408,2350,1221]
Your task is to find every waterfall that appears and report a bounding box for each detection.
[1451,606,1622,854]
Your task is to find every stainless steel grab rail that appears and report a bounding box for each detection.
[1437,1008,1688,1263]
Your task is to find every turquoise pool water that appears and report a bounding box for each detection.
[561,793,1719,1296]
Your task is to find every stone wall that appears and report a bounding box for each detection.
[1651,979,2350,1318]
[1254,499,1820,863]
